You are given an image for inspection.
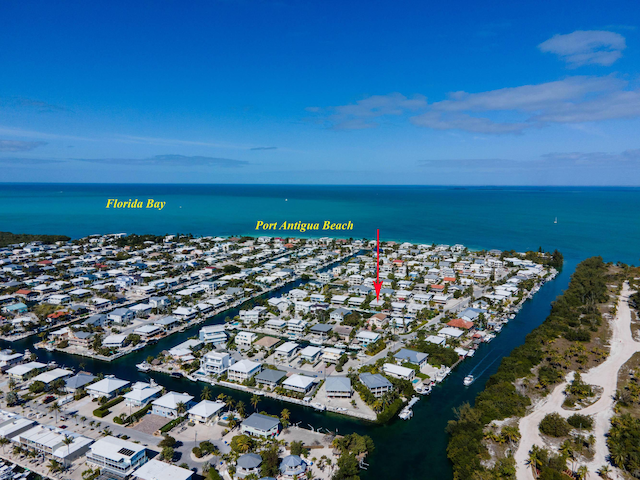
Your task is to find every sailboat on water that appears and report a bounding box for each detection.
[554,217,558,224]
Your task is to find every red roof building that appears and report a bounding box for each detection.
[447,318,474,330]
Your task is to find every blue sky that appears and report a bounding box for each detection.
[1,0,639,185]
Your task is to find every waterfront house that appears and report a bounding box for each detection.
[227,359,261,383]
[359,372,392,398]
[0,350,24,372]
[187,400,226,425]
[383,363,415,381]
[152,391,195,418]
[282,374,315,394]
[202,351,235,376]
[7,361,47,381]
[102,334,127,348]
[325,376,352,398]
[240,413,280,438]
[199,325,228,345]
[255,369,287,388]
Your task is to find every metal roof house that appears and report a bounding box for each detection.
[236,453,262,478]
[325,376,352,398]
[240,413,281,438]
[279,455,307,479]
[393,348,429,368]
[255,368,287,388]
[359,372,393,398]
[152,391,195,418]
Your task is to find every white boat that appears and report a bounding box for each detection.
[466,349,476,357]
[136,362,151,372]
[463,375,475,386]
[398,408,413,420]
[311,403,326,411]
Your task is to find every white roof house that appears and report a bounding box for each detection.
[300,346,322,362]
[187,400,226,424]
[275,341,299,359]
[282,374,315,393]
[382,363,415,381]
[87,377,130,398]
[7,361,46,379]
[17,425,94,463]
[133,459,193,480]
[152,392,195,418]
[31,368,73,385]
[0,411,36,439]
[437,327,465,339]
[102,334,127,348]
[87,436,147,476]
[425,335,447,345]
[227,359,261,382]
[123,382,163,407]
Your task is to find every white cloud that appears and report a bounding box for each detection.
[308,93,428,130]
[311,76,640,135]
[538,30,626,67]
[0,140,47,152]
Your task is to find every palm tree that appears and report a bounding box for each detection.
[48,401,62,424]
[0,438,9,453]
[251,394,259,411]
[237,401,246,418]
[217,393,227,403]
[72,413,78,425]
[201,386,212,401]
[80,416,87,426]
[597,465,611,479]
[527,446,543,478]
[576,465,588,480]
[7,378,16,391]
[62,435,74,466]
[176,402,187,416]
[280,408,290,428]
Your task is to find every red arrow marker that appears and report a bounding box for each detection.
[373,229,382,302]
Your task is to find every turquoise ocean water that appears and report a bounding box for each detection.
[0,183,638,479]
[1,184,639,264]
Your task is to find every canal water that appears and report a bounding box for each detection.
[0,257,577,479]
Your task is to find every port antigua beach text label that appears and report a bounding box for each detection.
[106,198,166,210]
[256,221,353,233]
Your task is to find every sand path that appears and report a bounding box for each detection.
[514,282,639,480]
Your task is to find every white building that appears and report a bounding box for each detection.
[202,351,235,376]
[86,436,147,476]
[227,359,261,383]
[18,425,93,465]
[282,374,315,394]
[152,392,195,418]
[355,331,381,347]
[274,342,299,362]
[123,382,163,407]
[236,331,257,348]
[187,400,226,425]
[87,377,130,399]
[383,363,415,381]
[133,459,193,480]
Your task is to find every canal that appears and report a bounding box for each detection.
[0,259,576,480]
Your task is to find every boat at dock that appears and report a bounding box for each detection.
[399,396,419,420]
[136,362,151,372]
